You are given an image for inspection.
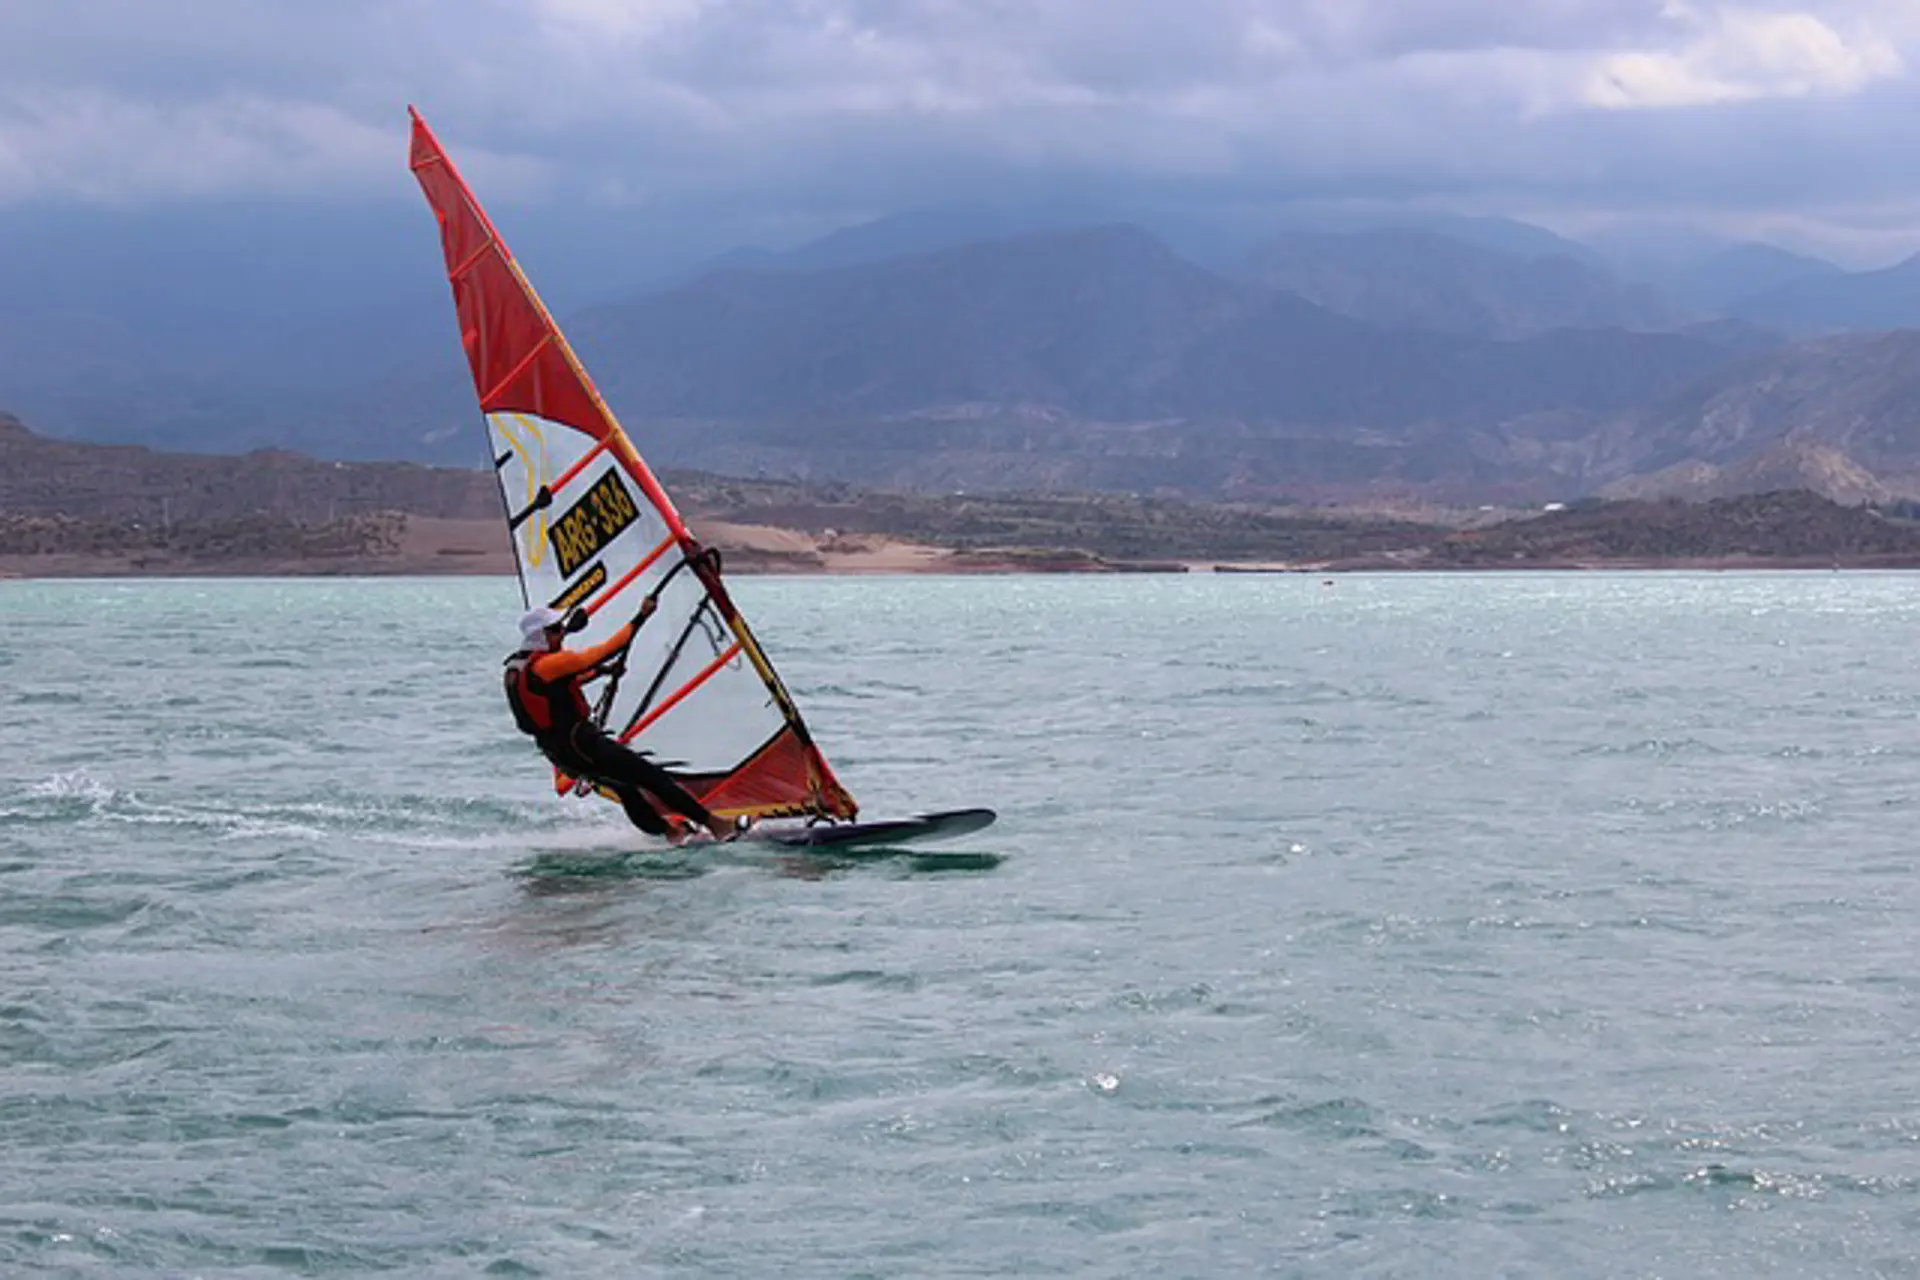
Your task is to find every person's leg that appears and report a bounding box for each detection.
[624,758,717,829]
[542,732,670,835]
[609,783,670,835]
[569,724,722,832]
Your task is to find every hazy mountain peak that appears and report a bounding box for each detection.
[1729,252,1920,334]
[1666,241,1843,315]
[667,201,1134,291]
[1233,226,1684,340]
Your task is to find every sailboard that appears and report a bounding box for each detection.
[703,808,997,851]
[407,108,994,845]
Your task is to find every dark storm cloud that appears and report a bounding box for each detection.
[0,0,1914,252]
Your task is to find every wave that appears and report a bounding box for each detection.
[4,771,568,847]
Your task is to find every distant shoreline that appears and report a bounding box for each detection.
[15,412,1920,580]
[9,552,1920,581]
[10,497,1920,581]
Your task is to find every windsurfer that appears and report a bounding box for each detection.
[505,601,736,841]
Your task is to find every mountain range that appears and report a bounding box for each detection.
[1234,229,1682,339]
[7,198,1920,504]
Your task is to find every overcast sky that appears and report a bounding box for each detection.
[3,0,1918,264]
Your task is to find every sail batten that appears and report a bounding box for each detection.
[449,238,496,281]
[407,107,858,823]
[588,536,678,617]
[484,335,557,408]
[549,439,611,493]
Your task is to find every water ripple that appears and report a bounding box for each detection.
[6,572,1920,1275]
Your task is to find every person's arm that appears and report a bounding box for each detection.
[528,597,657,681]
[531,621,634,681]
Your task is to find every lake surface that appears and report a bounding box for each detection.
[5,572,1920,1277]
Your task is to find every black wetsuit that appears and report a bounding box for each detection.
[505,632,718,836]
[538,722,715,837]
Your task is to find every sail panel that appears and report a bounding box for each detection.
[409,126,493,273]
[683,726,831,815]
[462,246,609,430]
[410,107,857,821]
[487,410,792,780]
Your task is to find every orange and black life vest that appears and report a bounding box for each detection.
[504,650,592,737]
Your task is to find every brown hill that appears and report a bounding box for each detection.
[0,411,496,523]
[1602,441,1895,505]
[1582,331,1920,500]
[1430,491,1920,567]
[9,412,1918,576]
[0,411,1458,574]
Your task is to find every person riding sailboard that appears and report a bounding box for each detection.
[505,597,740,842]
[409,107,995,850]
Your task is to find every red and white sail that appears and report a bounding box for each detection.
[408,108,857,823]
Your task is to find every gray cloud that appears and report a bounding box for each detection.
[2,0,1917,260]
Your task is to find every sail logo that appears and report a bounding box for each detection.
[549,470,640,578]
[549,561,608,612]
[495,413,553,570]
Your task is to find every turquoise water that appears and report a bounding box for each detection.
[6,572,1920,1276]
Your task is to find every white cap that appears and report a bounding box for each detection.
[518,605,566,647]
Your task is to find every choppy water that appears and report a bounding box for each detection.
[6,572,1920,1276]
